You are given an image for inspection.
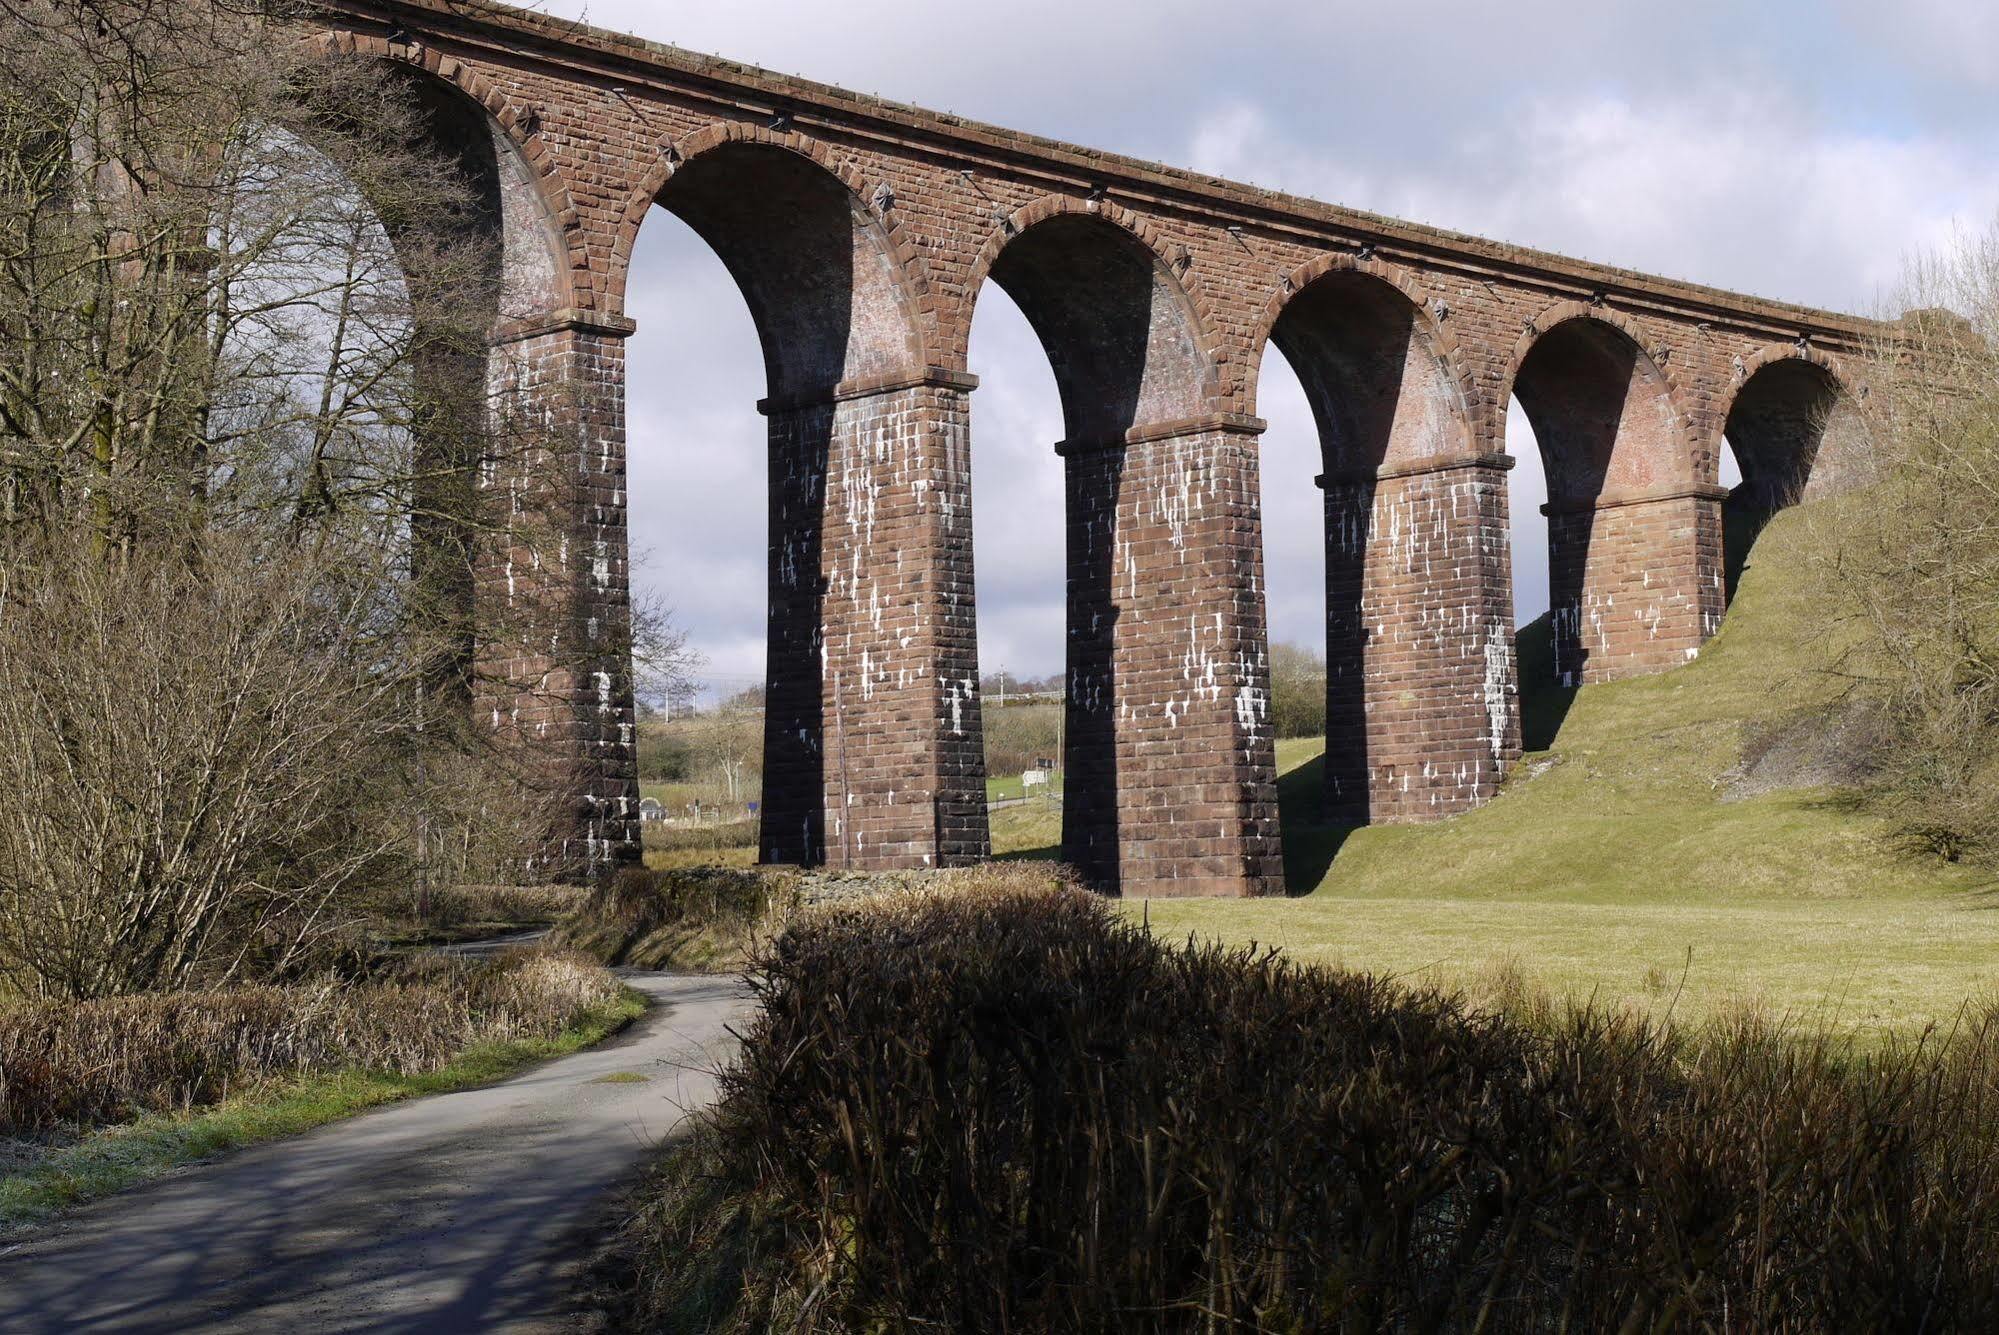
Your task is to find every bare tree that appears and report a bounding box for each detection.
[709,688,765,806]
[0,529,415,999]
[631,587,706,720]
[1269,641,1328,740]
[1812,222,1999,865]
[0,1,579,994]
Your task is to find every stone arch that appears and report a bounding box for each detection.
[961,195,1223,441]
[1253,256,1501,825]
[1717,343,1855,499]
[611,122,929,400]
[611,122,938,319]
[1505,305,1703,686]
[1714,343,1860,600]
[309,30,580,320]
[603,122,950,873]
[1502,303,1695,503]
[295,31,590,715]
[957,195,1258,894]
[1251,254,1475,472]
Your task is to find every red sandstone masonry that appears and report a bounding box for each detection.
[314,0,1878,895]
[1063,422,1281,898]
[1325,455,1518,822]
[1547,487,1730,685]
[761,379,990,870]
[474,320,642,876]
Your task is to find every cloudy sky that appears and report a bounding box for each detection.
[528,0,1999,694]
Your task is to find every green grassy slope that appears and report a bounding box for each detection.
[1141,507,1999,1032]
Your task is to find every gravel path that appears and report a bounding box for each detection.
[0,973,749,1333]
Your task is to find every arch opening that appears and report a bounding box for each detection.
[1249,338,1330,886]
[965,286,1067,863]
[1720,357,1849,602]
[626,138,935,869]
[1509,317,1686,687]
[1260,269,1483,834]
[623,207,769,825]
[1504,399,1571,749]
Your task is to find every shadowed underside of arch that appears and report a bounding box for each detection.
[1268,270,1515,827]
[1269,269,1467,475]
[973,208,1279,896]
[1511,317,1711,686]
[983,210,1212,443]
[1511,317,1686,505]
[634,139,975,871]
[1720,354,1857,600]
[652,140,924,403]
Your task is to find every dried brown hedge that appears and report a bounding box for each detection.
[0,950,621,1133]
[553,866,797,973]
[644,886,1999,1332]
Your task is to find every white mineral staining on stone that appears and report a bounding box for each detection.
[943,675,973,737]
[1235,681,1266,734]
[1483,622,1513,763]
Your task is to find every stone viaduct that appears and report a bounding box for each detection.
[312,0,1873,898]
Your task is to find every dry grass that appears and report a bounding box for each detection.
[555,867,796,974]
[0,949,621,1134]
[559,863,1077,974]
[625,883,1999,1332]
[366,883,586,947]
[641,821,761,873]
[0,979,644,1233]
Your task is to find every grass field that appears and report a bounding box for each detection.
[621,509,1993,1033]
[1136,508,1997,1034]
[987,770,1064,804]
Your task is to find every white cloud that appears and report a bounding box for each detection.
[622,212,769,690]
[1833,0,1999,90]
[1186,91,1999,314]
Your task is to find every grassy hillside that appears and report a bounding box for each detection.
[1137,507,1999,1033]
